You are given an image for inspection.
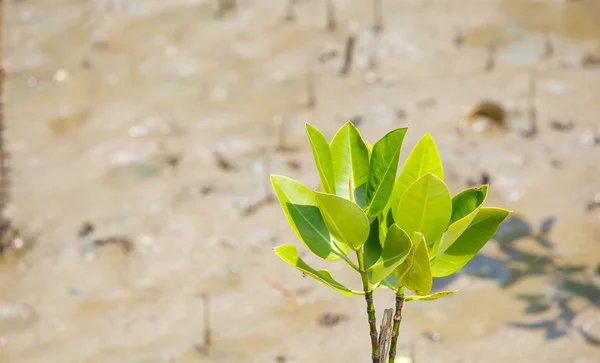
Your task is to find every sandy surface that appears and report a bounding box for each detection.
[2,0,600,362]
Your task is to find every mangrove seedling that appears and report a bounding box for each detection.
[271,122,510,362]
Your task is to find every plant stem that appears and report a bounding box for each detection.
[388,288,405,363]
[356,249,380,363]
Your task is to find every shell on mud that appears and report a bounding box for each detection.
[47,109,90,135]
[465,101,507,133]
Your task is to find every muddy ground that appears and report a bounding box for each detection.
[2,0,600,362]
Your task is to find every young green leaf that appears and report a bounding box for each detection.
[434,185,488,259]
[271,175,348,260]
[370,225,412,285]
[364,127,408,217]
[315,191,370,248]
[389,133,444,220]
[393,234,416,283]
[431,207,510,277]
[404,290,459,302]
[274,244,354,296]
[363,219,382,270]
[402,232,433,296]
[330,122,370,206]
[395,173,451,251]
[306,124,336,194]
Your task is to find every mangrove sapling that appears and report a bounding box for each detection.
[271,122,510,362]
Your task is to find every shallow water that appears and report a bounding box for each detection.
[2,0,600,362]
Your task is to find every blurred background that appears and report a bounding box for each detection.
[2,0,600,362]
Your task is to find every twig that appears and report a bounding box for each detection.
[340,33,356,76]
[525,70,537,137]
[284,0,296,22]
[388,289,405,363]
[484,43,496,72]
[378,308,394,361]
[326,0,337,32]
[368,35,380,71]
[202,293,212,350]
[265,275,297,306]
[216,0,235,18]
[373,0,383,33]
[0,0,8,232]
[306,57,316,108]
[543,31,554,59]
[240,148,276,216]
[214,151,236,171]
[261,147,272,200]
[453,28,464,48]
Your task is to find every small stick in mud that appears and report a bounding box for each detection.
[265,275,297,306]
[373,0,384,33]
[340,33,356,76]
[453,28,465,48]
[484,43,496,72]
[306,57,317,108]
[368,35,380,71]
[274,116,293,152]
[0,0,8,233]
[326,0,337,32]
[214,151,236,171]
[202,293,212,350]
[240,148,276,216]
[216,0,235,17]
[524,70,537,137]
[543,31,554,59]
[284,0,296,22]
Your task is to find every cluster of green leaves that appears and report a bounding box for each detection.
[272,122,510,299]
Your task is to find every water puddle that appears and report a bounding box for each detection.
[462,0,600,65]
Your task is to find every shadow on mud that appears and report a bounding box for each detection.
[434,214,600,346]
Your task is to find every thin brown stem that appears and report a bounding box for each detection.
[388,289,405,363]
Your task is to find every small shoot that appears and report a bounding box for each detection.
[271,122,510,363]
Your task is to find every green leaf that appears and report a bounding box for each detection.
[271,175,348,260]
[393,235,416,283]
[315,191,370,248]
[363,218,382,270]
[330,122,370,207]
[404,290,459,302]
[364,128,408,217]
[371,225,412,285]
[431,207,511,277]
[395,173,452,252]
[389,134,444,220]
[274,244,354,296]
[306,124,336,194]
[435,185,488,259]
[379,274,398,290]
[402,232,433,295]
